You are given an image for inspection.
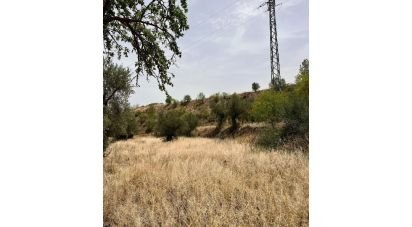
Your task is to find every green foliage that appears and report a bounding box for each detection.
[197,92,206,103]
[171,99,179,108]
[156,110,183,141]
[103,59,133,107]
[227,93,248,131]
[179,112,199,136]
[283,59,309,137]
[252,82,260,92]
[196,106,211,123]
[182,95,192,105]
[209,93,228,130]
[252,59,309,149]
[103,0,189,93]
[104,102,138,142]
[103,59,137,151]
[124,108,138,138]
[144,106,157,133]
[255,128,283,149]
[165,95,172,105]
[155,109,198,141]
[252,91,289,128]
[209,93,249,132]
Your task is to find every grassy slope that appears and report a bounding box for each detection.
[104,137,308,226]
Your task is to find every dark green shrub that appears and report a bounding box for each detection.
[179,112,199,136]
[283,60,309,137]
[197,92,206,103]
[165,95,172,105]
[155,109,198,141]
[227,93,247,131]
[145,106,157,133]
[252,59,309,150]
[182,95,192,105]
[171,99,179,108]
[196,106,210,123]
[255,128,283,149]
[103,59,134,151]
[209,94,228,131]
[251,91,288,128]
[156,110,183,141]
[252,82,260,92]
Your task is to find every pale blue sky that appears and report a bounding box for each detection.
[122,0,308,105]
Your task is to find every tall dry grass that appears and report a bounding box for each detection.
[104,137,308,226]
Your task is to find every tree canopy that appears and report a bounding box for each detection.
[103,0,189,93]
[252,82,260,92]
[103,60,137,150]
[103,59,134,107]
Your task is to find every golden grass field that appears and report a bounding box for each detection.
[104,137,308,226]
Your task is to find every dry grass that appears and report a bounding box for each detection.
[104,137,308,227]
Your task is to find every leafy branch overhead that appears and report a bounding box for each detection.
[103,0,189,92]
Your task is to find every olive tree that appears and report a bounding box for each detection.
[252,82,260,92]
[103,0,189,93]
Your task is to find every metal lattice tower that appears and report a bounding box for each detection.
[269,0,281,88]
[260,0,282,90]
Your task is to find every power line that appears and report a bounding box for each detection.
[261,0,282,91]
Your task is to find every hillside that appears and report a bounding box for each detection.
[133,89,269,140]
[135,89,266,114]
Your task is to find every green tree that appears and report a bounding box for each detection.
[156,110,183,141]
[252,59,309,149]
[227,93,247,131]
[209,93,228,131]
[283,59,309,137]
[252,82,260,92]
[197,92,206,103]
[165,95,173,105]
[103,60,136,151]
[182,94,191,105]
[144,105,157,133]
[155,109,197,141]
[103,0,189,93]
[179,112,199,136]
[103,59,133,107]
[252,91,288,129]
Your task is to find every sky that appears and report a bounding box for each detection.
[123,0,308,106]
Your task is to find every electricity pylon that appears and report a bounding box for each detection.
[259,0,283,91]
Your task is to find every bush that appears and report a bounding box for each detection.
[197,92,206,103]
[227,93,247,131]
[182,95,191,105]
[209,93,228,131]
[165,95,172,105]
[255,128,283,149]
[155,109,198,141]
[283,60,309,137]
[171,99,179,108]
[252,59,309,150]
[104,102,138,142]
[196,106,211,123]
[143,106,157,133]
[179,112,199,136]
[251,91,288,128]
[156,110,183,141]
